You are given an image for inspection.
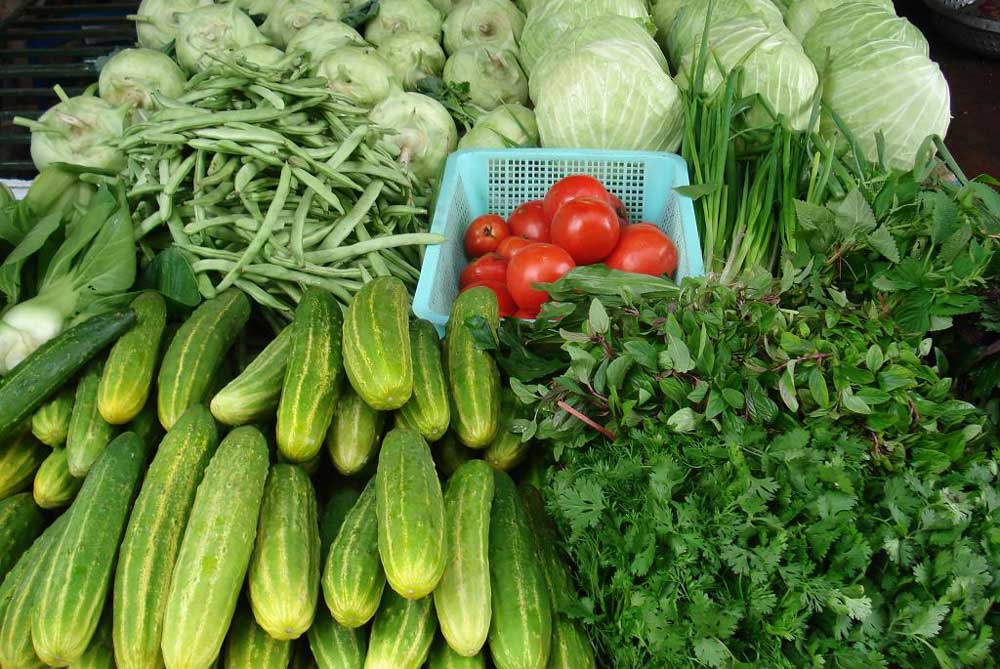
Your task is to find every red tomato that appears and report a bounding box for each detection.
[514,308,539,320]
[463,214,509,257]
[542,175,611,222]
[609,192,629,224]
[462,281,517,317]
[507,200,550,242]
[496,236,533,258]
[550,197,621,264]
[459,253,507,288]
[604,223,678,277]
[506,243,576,312]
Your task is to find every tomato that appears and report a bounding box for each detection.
[542,174,611,222]
[506,243,575,312]
[507,200,550,242]
[463,214,509,257]
[496,236,533,258]
[604,223,678,277]
[462,281,517,317]
[514,308,539,320]
[550,197,621,264]
[609,192,629,224]
[459,253,507,288]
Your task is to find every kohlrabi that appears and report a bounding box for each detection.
[262,0,344,47]
[98,48,187,114]
[364,0,443,45]
[370,92,457,182]
[378,33,447,90]
[17,92,129,172]
[317,47,401,106]
[133,0,212,50]
[235,44,288,67]
[286,18,365,63]
[458,103,538,148]
[442,0,525,55]
[175,4,267,73]
[443,46,527,110]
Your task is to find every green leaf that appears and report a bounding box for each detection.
[705,389,726,418]
[624,339,659,370]
[556,479,606,536]
[831,188,877,239]
[794,199,835,232]
[666,333,694,373]
[675,183,722,199]
[906,603,949,638]
[667,407,698,433]
[779,366,799,412]
[808,366,830,408]
[867,225,900,263]
[465,315,498,352]
[939,222,972,264]
[140,247,201,309]
[69,203,135,298]
[840,388,872,415]
[930,191,959,245]
[692,638,729,667]
[865,345,884,372]
[509,377,541,404]
[721,388,745,409]
[606,355,632,389]
[588,298,609,334]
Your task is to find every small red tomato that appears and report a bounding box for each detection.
[542,175,611,222]
[506,243,576,312]
[609,192,629,224]
[514,308,539,320]
[507,200,550,242]
[550,197,621,264]
[463,214,509,257]
[604,223,678,277]
[496,236,533,258]
[459,253,507,288]
[463,281,517,317]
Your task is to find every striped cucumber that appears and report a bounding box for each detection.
[113,405,219,669]
[98,291,167,424]
[397,319,450,442]
[129,399,164,449]
[321,480,385,628]
[31,388,73,447]
[277,288,344,462]
[211,325,293,426]
[435,433,476,478]
[485,395,530,472]
[547,618,596,669]
[307,604,365,669]
[520,485,574,613]
[32,432,152,667]
[68,613,113,669]
[427,637,485,669]
[157,289,250,430]
[364,589,436,669]
[319,486,361,559]
[290,641,318,669]
[0,513,63,634]
[376,428,445,600]
[65,365,116,478]
[433,460,494,657]
[326,386,384,476]
[249,464,321,641]
[488,472,552,669]
[161,426,270,669]
[445,287,500,449]
[0,493,45,580]
[33,447,82,509]
[223,606,292,669]
[0,431,47,500]
[342,277,413,410]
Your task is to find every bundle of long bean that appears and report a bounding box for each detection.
[123,55,444,314]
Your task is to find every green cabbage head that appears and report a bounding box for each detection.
[786,0,894,40]
[667,0,784,63]
[802,2,927,69]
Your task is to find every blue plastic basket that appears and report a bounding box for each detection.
[413,148,704,332]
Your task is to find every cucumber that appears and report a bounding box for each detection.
[98,291,168,424]
[485,395,530,472]
[326,386,384,476]
[32,432,152,667]
[321,479,385,628]
[249,464,321,641]
[65,364,116,478]
[433,460,494,657]
[129,399,164,449]
[376,428,445,600]
[0,493,45,580]
[427,636,485,669]
[364,589,436,669]
[1,520,58,627]
[397,320,450,442]
[33,447,82,509]
[277,288,344,462]
[211,325,293,426]
[113,405,219,669]
[0,309,136,441]
[435,433,477,478]
[519,485,574,614]
[157,289,250,430]
[319,486,361,560]
[342,277,413,411]
[30,388,73,447]
[68,613,114,669]
[290,640,318,669]
[223,605,292,669]
[161,425,270,669]
[445,287,500,449]
[547,618,596,669]
[307,604,365,669]
[0,431,47,500]
[488,472,552,669]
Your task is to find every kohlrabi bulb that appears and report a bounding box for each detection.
[98,48,187,112]
[286,18,365,63]
[262,0,344,47]
[30,95,129,172]
[364,0,443,45]
[378,33,447,90]
[229,0,278,15]
[442,0,525,55]
[458,103,538,149]
[134,0,212,50]
[175,4,267,73]
[443,46,527,110]
[236,44,287,67]
[317,47,401,106]
[369,92,458,182]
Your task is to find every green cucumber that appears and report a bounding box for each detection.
[290,640,318,669]
[223,606,292,669]
[488,472,552,669]
[445,287,500,449]
[98,291,167,424]
[326,386,384,476]
[397,319,450,442]
[435,433,477,478]
[277,288,344,462]
[68,612,114,669]
[66,365,115,478]
[129,399,164,449]
[113,405,219,669]
[157,289,250,430]
[547,618,596,669]
[211,325,293,426]
[33,447,81,509]
[0,309,136,441]
[485,395,530,472]
[433,460,494,657]
[32,432,152,667]
[319,486,361,560]
[0,431,48,500]
[322,479,385,628]
[0,493,45,580]
[249,464,321,641]
[161,425,270,669]
[376,428,445,600]
[364,589,436,669]
[307,604,365,669]
[30,388,73,447]
[520,485,574,614]
[427,636,485,669]
[1,517,59,627]
[342,277,413,410]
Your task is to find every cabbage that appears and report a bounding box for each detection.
[443,0,525,54]
[378,33,447,90]
[519,0,653,74]
[29,95,129,171]
[802,3,928,69]
[133,0,212,50]
[458,104,538,148]
[236,44,287,67]
[666,0,784,62]
[286,19,365,63]
[821,39,950,170]
[262,0,343,47]
[317,47,400,106]
[675,18,819,131]
[444,46,528,110]
[652,0,685,51]
[98,48,187,112]
[364,0,443,45]
[786,0,894,40]
[175,4,267,73]
[531,16,683,151]
[370,92,458,182]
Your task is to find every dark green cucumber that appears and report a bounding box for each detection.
[30,387,73,447]
[520,485,574,614]
[98,291,167,424]
[223,605,292,669]
[427,636,485,669]
[397,319,450,442]
[33,447,82,509]
[326,386,384,476]
[435,433,477,478]
[547,618,596,669]
[0,430,47,499]
[445,287,500,449]
[211,325,293,426]
[66,364,116,478]
[0,513,62,632]
[307,604,365,669]
[0,493,45,580]
[319,486,362,560]
[364,588,436,669]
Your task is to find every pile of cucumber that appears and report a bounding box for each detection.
[0,278,594,669]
